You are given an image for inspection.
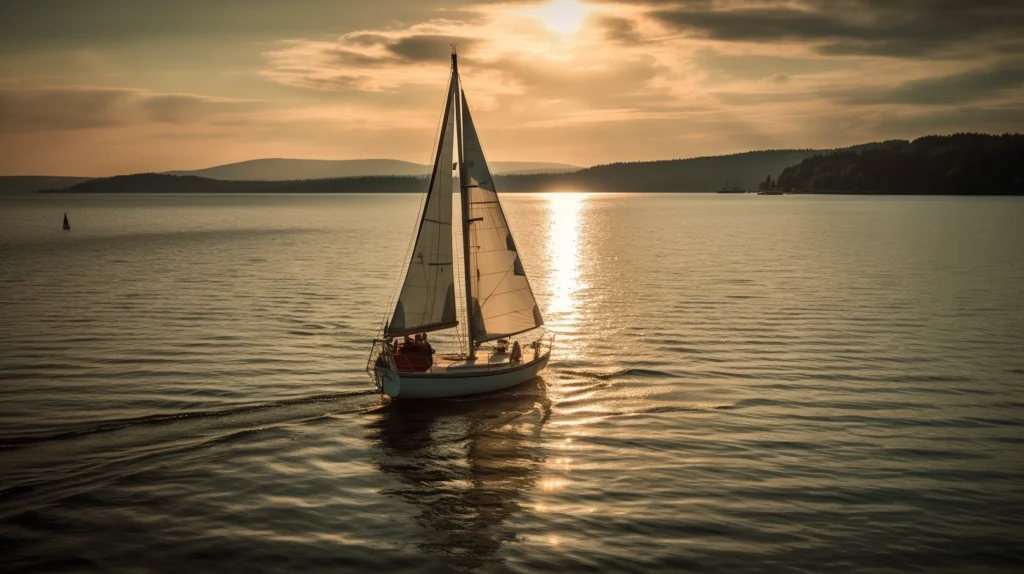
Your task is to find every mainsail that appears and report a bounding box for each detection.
[460,90,544,344]
[386,72,458,337]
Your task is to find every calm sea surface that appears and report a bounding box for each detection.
[1,193,1023,573]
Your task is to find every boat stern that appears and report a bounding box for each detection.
[367,340,401,397]
[375,366,401,397]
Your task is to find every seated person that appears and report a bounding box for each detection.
[393,333,432,372]
[421,333,435,360]
[509,340,522,364]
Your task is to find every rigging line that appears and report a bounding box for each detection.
[477,262,518,306]
[480,285,534,297]
[478,307,536,321]
[476,268,519,276]
[476,177,540,309]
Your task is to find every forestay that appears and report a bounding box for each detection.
[386,74,458,337]
[461,91,544,343]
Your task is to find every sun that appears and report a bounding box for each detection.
[535,0,590,35]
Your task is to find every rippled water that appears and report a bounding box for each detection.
[2,193,1023,572]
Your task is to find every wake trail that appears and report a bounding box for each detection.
[0,390,378,451]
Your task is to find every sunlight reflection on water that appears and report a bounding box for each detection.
[544,192,588,359]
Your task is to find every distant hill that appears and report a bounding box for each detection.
[165,158,581,180]
[491,162,583,175]
[40,136,1019,195]
[0,176,92,194]
[44,173,426,194]
[497,149,818,192]
[777,134,1024,194]
[40,150,825,195]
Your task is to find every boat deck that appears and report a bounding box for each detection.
[438,351,514,371]
[392,347,544,375]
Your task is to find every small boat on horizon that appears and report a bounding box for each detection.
[366,51,552,400]
[63,213,70,230]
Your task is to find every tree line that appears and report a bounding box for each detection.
[776,133,1023,194]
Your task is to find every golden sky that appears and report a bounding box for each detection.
[1,0,1021,175]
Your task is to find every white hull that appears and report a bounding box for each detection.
[374,352,550,399]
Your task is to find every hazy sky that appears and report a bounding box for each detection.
[1,0,1022,175]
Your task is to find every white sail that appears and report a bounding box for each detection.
[460,90,544,343]
[386,74,458,337]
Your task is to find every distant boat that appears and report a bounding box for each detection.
[63,213,70,230]
[366,50,551,400]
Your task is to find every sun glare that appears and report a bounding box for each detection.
[535,0,589,35]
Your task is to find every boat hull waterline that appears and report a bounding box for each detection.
[374,352,550,399]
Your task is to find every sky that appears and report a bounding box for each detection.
[1,0,1022,176]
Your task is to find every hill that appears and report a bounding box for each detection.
[777,134,1024,194]
[45,150,817,194]
[40,136,1019,195]
[497,149,817,192]
[165,158,581,180]
[0,176,93,194]
[44,173,426,194]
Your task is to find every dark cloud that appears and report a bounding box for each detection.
[0,87,255,133]
[651,0,1024,58]
[0,0,495,51]
[837,65,1024,105]
[712,64,1024,108]
[321,48,389,67]
[387,35,477,62]
[598,16,645,44]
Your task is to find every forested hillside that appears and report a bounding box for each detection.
[777,134,1023,194]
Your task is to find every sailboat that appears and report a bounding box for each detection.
[366,51,552,400]
[63,213,70,230]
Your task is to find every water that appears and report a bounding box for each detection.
[2,193,1023,572]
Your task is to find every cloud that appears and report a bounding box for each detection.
[597,16,645,44]
[871,104,1024,137]
[388,34,478,61]
[261,3,682,114]
[0,87,260,133]
[692,48,847,84]
[650,0,1024,58]
[840,65,1024,105]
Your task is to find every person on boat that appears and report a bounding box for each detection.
[531,340,542,359]
[509,340,522,364]
[421,333,434,359]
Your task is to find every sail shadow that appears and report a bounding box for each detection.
[368,377,550,570]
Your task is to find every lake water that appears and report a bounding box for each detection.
[2,193,1023,573]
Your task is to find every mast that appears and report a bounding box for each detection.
[453,50,477,360]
